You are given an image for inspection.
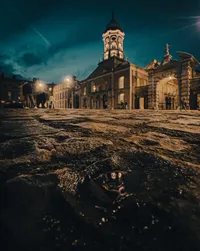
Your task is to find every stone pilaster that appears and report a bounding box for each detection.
[180,61,192,109]
[132,74,137,109]
[148,74,159,109]
[153,81,159,109]
[100,95,103,109]
[147,74,153,109]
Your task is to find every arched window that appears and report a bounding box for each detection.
[83,87,87,96]
[111,51,117,57]
[91,82,96,92]
[118,93,124,104]
[105,44,109,51]
[118,76,124,89]
[137,78,140,87]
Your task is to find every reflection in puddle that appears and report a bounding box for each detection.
[94,171,128,200]
[89,170,136,217]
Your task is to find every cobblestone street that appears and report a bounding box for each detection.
[0,109,200,251]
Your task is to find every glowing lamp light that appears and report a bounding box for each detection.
[35,81,46,92]
[64,76,71,82]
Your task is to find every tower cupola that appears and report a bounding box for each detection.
[102,11,125,60]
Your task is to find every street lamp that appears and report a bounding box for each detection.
[35,81,47,93]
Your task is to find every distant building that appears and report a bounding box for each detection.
[145,47,200,110]
[53,76,80,109]
[0,74,55,108]
[31,79,55,108]
[0,74,31,105]
[72,12,200,110]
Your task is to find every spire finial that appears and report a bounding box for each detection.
[165,43,169,56]
[162,43,172,65]
[112,10,115,20]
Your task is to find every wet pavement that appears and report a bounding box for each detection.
[0,108,200,251]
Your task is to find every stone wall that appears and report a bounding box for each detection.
[180,60,193,109]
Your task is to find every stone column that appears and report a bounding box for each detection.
[129,69,133,109]
[148,74,154,109]
[153,81,159,110]
[132,76,136,109]
[147,73,152,109]
[148,73,159,109]
[100,94,103,109]
[71,89,74,109]
[180,61,192,109]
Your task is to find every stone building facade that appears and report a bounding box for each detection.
[73,13,200,110]
[56,13,200,110]
[77,13,148,110]
[146,47,200,110]
[53,76,80,109]
[78,58,148,109]
[0,74,31,105]
[0,73,55,108]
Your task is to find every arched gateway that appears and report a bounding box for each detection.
[158,77,179,110]
[146,45,200,110]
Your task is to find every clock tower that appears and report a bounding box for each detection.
[102,11,125,60]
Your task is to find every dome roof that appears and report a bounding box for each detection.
[104,12,123,33]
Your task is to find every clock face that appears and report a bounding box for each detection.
[112,36,116,41]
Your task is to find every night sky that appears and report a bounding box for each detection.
[0,0,200,83]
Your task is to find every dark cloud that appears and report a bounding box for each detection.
[49,34,100,56]
[0,0,200,82]
[0,54,15,75]
[0,54,10,61]
[0,62,17,76]
[18,52,45,67]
